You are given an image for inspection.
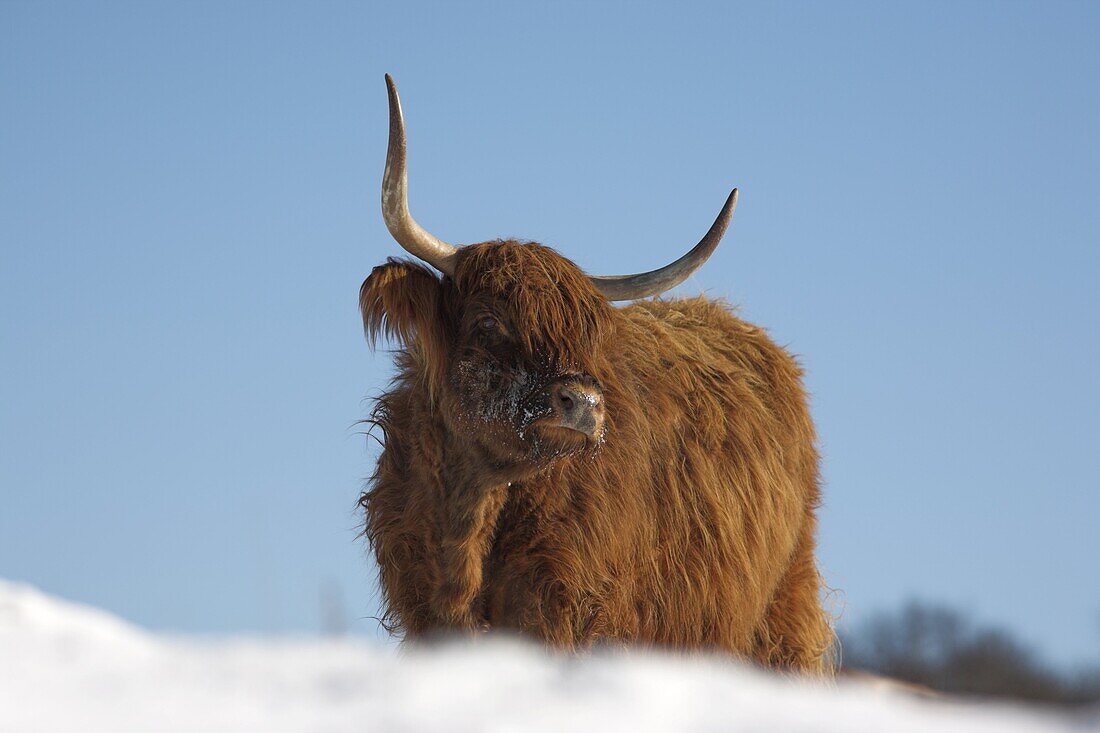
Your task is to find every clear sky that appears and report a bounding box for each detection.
[2,2,1097,665]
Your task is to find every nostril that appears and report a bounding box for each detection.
[558,392,575,413]
[544,381,604,437]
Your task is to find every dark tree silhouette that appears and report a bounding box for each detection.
[841,601,1100,707]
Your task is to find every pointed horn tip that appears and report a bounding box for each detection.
[725,188,739,212]
[713,188,739,232]
[705,188,738,239]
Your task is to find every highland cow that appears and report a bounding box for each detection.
[359,75,833,672]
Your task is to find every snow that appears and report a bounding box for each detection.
[1,579,1092,732]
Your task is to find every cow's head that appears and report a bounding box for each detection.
[361,75,737,476]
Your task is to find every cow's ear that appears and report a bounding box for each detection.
[360,259,449,385]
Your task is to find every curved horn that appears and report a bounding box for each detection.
[589,189,738,301]
[382,74,458,276]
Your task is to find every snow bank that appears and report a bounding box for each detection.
[1,580,1090,732]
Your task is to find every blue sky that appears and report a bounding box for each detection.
[2,2,1097,664]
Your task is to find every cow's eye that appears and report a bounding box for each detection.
[479,317,498,332]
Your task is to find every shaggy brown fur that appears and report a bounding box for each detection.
[359,240,834,672]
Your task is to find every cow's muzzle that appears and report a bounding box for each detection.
[544,378,605,441]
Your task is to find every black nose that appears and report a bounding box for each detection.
[548,381,605,439]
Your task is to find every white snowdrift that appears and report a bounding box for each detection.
[0,579,1091,733]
